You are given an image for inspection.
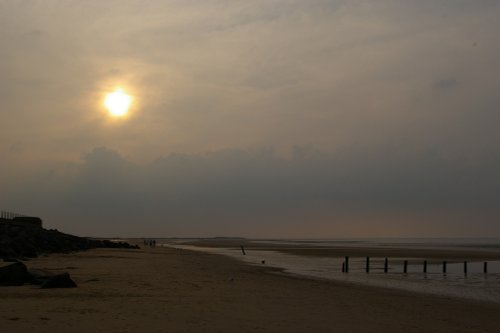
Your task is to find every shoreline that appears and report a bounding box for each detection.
[181,238,500,260]
[168,241,500,305]
[1,245,500,332]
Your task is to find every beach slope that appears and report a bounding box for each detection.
[0,245,499,332]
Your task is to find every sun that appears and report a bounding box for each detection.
[104,88,132,117]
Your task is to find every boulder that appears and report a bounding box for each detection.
[40,272,77,288]
[28,269,57,285]
[0,262,29,286]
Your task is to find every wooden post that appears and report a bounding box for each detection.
[464,261,467,275]
[403,260,408,273]
[484,262,488,274]
[443,261,447,274]
[366,256,370,273]
[423,260,427,273]
[384,257,388,273]
[240,245,246,255]
[345,256,349,273]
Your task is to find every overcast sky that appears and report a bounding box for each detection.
[1,0,499,237]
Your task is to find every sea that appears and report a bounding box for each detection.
[161,238,500,304]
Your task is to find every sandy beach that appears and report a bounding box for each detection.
[0,244,499,332]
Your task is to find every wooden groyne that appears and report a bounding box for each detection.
[341,256,490,275]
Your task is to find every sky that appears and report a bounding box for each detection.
[1,0,500,237]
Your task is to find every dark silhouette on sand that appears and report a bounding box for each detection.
[0,212,139,259]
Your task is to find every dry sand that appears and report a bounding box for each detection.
[1,244,499,332]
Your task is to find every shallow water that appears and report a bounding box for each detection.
[162,238,500,304]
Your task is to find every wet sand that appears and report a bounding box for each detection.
[1,244,499,332]
[186,238,500,260]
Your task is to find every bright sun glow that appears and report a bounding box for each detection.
[104,88,132,117]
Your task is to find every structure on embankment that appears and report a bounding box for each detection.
[0,210,43,228]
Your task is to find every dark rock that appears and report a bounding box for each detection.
[0,222,139,259]
[3,258,19,262]
[28,269,57,285]
[0,262,29,286]
[40,272,77,289]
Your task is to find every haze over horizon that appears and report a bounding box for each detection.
[1,1,500,238]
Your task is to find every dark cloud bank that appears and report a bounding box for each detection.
[5,146,500,238]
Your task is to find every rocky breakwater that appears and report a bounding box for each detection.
[0,222,139,259]
[0,222,140,288]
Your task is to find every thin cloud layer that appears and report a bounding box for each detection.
[3,146,499,237]
[1,1,500,236]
